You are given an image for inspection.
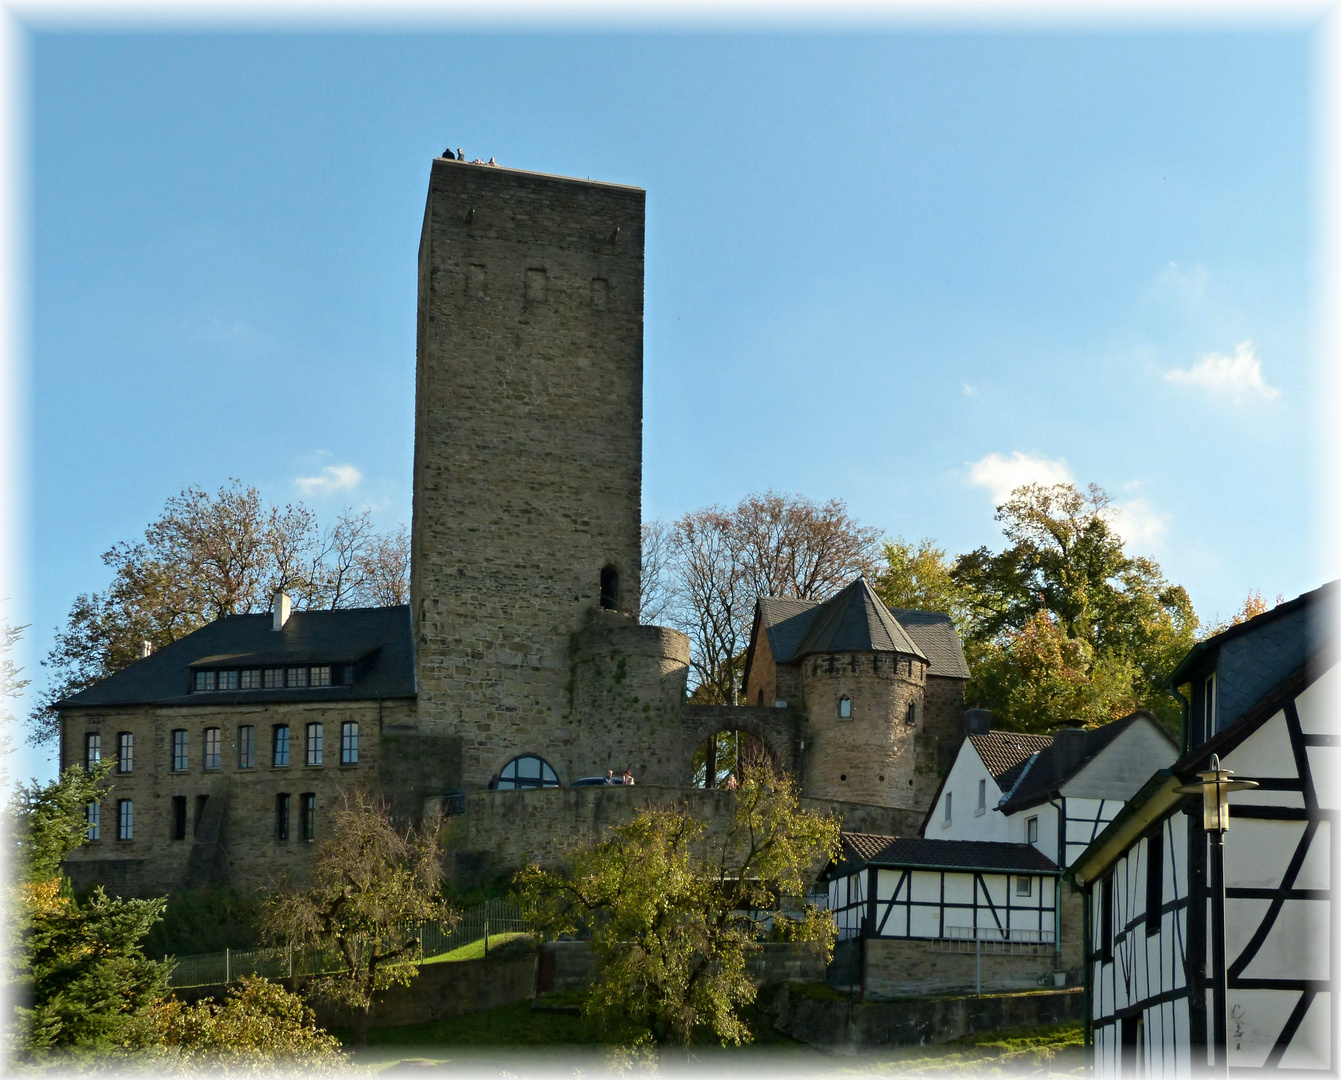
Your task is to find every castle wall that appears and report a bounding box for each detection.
[800,652,927,806]
[61,698,418,897]
[440,783,927,887]
[411,161,646,788]
[914,674,967,809]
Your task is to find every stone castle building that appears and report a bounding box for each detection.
[58,158,972,895]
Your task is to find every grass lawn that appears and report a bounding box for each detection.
[419,932,532,965]
[835,1022,1086,1077]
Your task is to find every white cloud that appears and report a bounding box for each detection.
[294,464,362,496]
[1165,341,1281,404]
[962,382,978,397]
[967,451,1074,505]
[1107,497,1170,549]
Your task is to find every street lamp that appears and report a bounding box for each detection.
[1175,754,1258,1077]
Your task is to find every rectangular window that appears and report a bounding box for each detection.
[171,730,188,772]
[273,725,290,767]
[311,665,331,687]
[171,796,187,841]
[241,668,262,689]
[977,778,986,813]
[1016,876,1032,897]
[238,725,255,769]
[203,727,221,770]
[275,793,291,841]
[117,731,133,774]
[300,793,316,841]
[117,799,133,841]
[341,721,359,765]
[85,732,101,770]
[287,666,308,688]
[263,668,283,689]
[86,800,100,841]
[306,723,323,766]
[943,792,952,825]
[1146,828,1164,936]
[1204,673,1217,737]
[218,669,239,691]
[194,670,215,692]
[341,664,356,686]
[1027,816,1039,844]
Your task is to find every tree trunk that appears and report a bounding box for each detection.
[355,1004,371,1047]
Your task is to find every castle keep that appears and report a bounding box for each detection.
[58,158,970,895]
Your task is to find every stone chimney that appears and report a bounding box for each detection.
[272,592,292,631]
[1053,727,1087,777]
[964,707,991,736]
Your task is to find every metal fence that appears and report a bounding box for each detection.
[165,895,530,989]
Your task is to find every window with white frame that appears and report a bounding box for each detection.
[241,668,262,689]
[117,799,133,841]
[1027,815,1039,844]
[85,732,101,770]
[193,670,215,692]
[311,665,331,687]
[1016,876,1032,897]
[287,667,308,688]
[306,723,323,766]
[340,722,358,765]
[218,669,239,691]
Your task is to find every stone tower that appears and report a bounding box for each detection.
[411,159,646,787]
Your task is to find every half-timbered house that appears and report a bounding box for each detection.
[1071,581,1337,1075]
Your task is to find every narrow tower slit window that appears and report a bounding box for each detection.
[977,778,986,814]
[600,566,619,610]
[838,696,852,719]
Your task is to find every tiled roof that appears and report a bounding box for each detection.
[58,606,416,708]
[837,832,1058,874]
[970,731,1053,787]
[756,580,968,678]
[996,711,1172,813]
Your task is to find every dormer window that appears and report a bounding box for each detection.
[838,696,852,719]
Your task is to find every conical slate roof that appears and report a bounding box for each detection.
[793,577,927,661]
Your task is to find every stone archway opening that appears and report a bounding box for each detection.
[691,728,775,788]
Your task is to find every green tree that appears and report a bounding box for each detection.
[515,761,840,1048]
[30,481,410,745]
[873,537,970,632]
[951,483,1197,731]
[7,765,170,1062]
[260,790,454,1046]
[150,975,346,1073]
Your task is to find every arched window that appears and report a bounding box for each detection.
[906,700,918,726]
[600,566,619,610]
[496,754,560,790]
[838,696,853,719]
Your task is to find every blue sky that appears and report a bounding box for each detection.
[16,24,1326,774]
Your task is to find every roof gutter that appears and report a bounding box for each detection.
[866,860,1061,876]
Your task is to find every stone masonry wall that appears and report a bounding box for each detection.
[914,674,967,810]
[411,160,647,790]
[859,937,1062,999]
[62,698,417,897]
[440,783,925,886]
[801,651,926,806]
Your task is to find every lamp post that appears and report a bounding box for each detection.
[1175,754,1258,1078]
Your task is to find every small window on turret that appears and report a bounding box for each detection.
[838,696,852,719]
[906,701,917,725]
[600,566,619,610]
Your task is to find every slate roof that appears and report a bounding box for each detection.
[833,832,1058,875]
[754,579,969,678]
[996,711,1174,814]
[58,606,416,709]
[969,731,1054,788]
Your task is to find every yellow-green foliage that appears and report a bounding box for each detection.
[515,761,840,1048]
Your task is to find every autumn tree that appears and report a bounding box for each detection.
[948,483,1198,732]
[874,537,971,633]
[30,481,410,744]
[649,492,880,704]
[260,790,454,1046]
[515,760,840,1049]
